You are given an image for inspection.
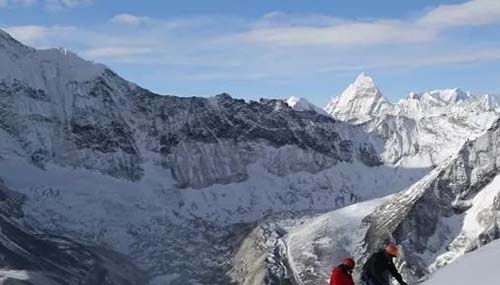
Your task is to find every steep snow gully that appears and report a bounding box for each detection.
[1,27,500,284]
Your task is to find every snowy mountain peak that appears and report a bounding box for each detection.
[324,72,391,122]
[352,72,377,90]
[285,96,328,115]
[0,28,106,93]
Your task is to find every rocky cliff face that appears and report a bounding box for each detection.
[0,29,383,190]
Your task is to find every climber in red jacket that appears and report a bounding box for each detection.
[330,258,355,285]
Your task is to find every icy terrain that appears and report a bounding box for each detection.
[423,239,500,285]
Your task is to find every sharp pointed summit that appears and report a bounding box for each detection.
[324,72,391,122]
[285,96,328,115]
[352,72,377,89]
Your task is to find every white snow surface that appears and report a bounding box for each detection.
[424,239,500,285]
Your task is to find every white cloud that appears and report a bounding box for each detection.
[110,13,150,25]
[222,0,500,47]
[12,0,37,6]
[0,0,91,10]
[224,20,436,46]
[419,0,500,27]
[4,25,48,45]
[44,0,90,10]
[0,0,36,8]
[84,47,152,58]
[3,1,500,84]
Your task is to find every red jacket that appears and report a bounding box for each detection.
[330,264,354,285]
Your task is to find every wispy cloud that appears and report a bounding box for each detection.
[0,0,36,8]
[44,0,91,10]
[222,20,436,46]
[3,0,500,84]
[4,25,49,44]
[0,0,90,10]
[223,0,500,47]
[110,13,150,25]
[418,0,500,27]
[84,47,152,58]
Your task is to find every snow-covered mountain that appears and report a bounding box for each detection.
[1,25,383,188]
[325,73,500,166]
[238,116,500,284]
[2,27,499,285]
[325,73,392,122]
[0,29,432,284]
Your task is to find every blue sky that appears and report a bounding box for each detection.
[1,0,500,106]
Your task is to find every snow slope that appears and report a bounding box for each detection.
[424,239,500,285]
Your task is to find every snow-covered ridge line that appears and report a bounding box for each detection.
[324,72,500,167]
[0,28,385,189]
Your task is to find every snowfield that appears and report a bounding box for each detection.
[424,239,500,285]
